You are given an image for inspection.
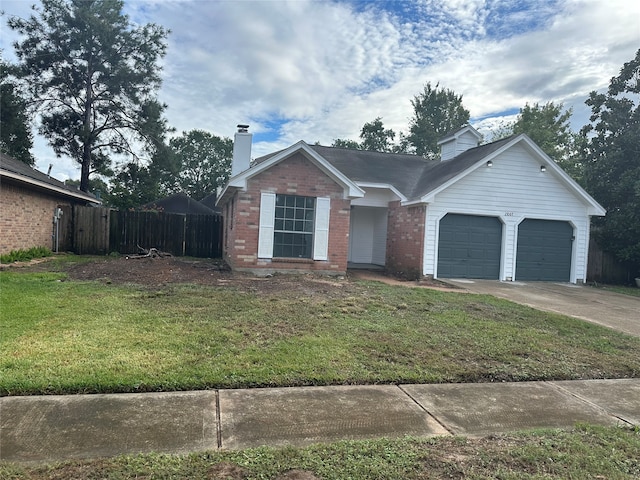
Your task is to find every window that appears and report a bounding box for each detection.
[273,195,315,258]
[258,192,330,261]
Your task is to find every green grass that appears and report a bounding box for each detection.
[592,283,640,297]
[1,269,639,395]
[2,425,638,479]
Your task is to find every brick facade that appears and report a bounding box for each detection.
[0,182,67,255]
[222,152,351,274]
[385,202,426,279]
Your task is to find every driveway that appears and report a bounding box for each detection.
[444,279,640,337]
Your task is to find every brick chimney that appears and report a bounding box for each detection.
[231,124,252,176]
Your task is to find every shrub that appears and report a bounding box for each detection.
[0,246,52,264]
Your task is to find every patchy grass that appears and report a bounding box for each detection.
[1,269,639,396]
[1,425,638,479]
[591,283,640,298]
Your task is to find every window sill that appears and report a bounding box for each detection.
[272,257,314,264]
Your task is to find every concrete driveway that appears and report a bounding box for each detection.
[444,279,640,337]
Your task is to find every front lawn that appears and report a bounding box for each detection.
[1,265,639,396]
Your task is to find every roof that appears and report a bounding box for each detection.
[311,138,516,199]
[0,152,101,204]
[437,124,483,145]
[140,192,219,215]
[220,135,605,215]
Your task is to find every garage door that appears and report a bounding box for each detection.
[438,214,502,279]
[516,219,572,281]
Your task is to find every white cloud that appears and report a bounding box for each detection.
[1,0,639,180]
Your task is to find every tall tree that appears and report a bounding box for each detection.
[407,82,470,159]
[0,59,34,164]
[513,102,574,164]
[8,0,170,192]
[165,130,233,200]
[582,49,640,272]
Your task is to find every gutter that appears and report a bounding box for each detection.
[1,169,102,204]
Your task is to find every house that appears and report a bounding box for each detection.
[217,125,605,283]
[0,153,101,255]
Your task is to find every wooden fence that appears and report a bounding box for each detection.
[587,236,636,285]
[65,206,222,258]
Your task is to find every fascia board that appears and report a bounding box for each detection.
[354,182,407,202]
[1,169,101,204]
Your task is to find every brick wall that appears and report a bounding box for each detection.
[222,152,350,274]
[385,202,426,279]
[0,182,68,255]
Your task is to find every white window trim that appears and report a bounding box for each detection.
[258,193,331,261]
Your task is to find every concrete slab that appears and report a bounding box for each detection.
[552,379,640,426]
[402,382,619,436]
[218,385,448,450]
[0,391,218,463]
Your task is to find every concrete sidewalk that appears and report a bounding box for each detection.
[2,379,639,464]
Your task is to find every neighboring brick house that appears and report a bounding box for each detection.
[0,153,100,255]
[217,125,605,283]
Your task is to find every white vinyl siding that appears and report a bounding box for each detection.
[257,192,276,258]
[424,144,591,282]
[313,197,330,260]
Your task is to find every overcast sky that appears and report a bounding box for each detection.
[1,0,639,182]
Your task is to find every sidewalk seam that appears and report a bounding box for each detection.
[215,390,222,448]
[396,385,454,435]
[547,381,634,427]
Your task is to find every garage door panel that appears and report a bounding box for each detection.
[438,214,502,279]
[516,219,572,282]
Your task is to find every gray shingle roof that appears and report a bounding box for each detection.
[0,152,100,203]
[251,136,516,201]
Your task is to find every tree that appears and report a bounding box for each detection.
[8,0,170,192]
[332,117,406,153]
[359,117,397,152]
[407,82,470,159]
[0,59,34,164]
[164,130,233,200]
[513,102,574,163]
[107,163,157,209]
[494,101,582,179]
[331,138,361,150]
[582,49,640,272]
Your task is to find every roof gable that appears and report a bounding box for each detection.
[417,134,605,215]
[437,124,483,145]
[218,141,364,203]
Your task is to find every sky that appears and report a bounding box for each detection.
[1,0,639,182]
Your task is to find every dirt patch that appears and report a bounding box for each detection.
[52,256,365,298]
[14,255,457,296]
